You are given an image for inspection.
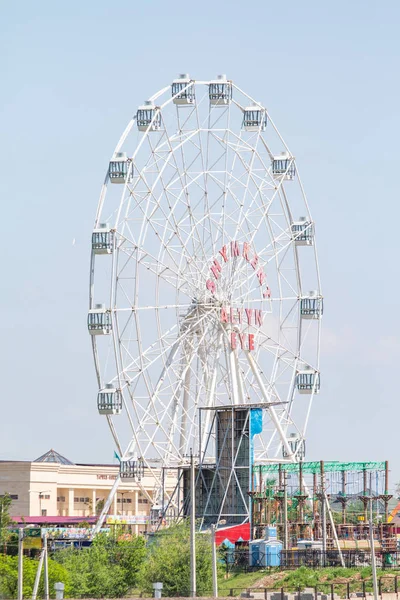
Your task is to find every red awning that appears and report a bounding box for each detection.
[214,523,250,545]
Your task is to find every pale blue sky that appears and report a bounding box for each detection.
[1,1,399,489]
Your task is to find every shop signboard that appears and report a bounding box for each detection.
[106,515,149,525]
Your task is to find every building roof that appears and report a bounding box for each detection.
[12,516,97,525]
[34,449,74,466]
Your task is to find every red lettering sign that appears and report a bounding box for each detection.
[231,240,240,257]
[206,279,216,294]
[245,308,253,325]
[219,245,228,263]
[243,242,250,261]
[210,259,222,280]
[257,268,266,285]
[238,333,246,350]
[231,332,237,349]
[250,254,258,270]
[263,286,271,299]
[248,334,255,352]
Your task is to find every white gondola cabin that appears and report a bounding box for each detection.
[282,433,306,460]
[136,101,161,132]
[300,291,323,319]
[243,104,267,131]
[272,152,296,180]
[209,74,232,106]
[97,383,122,415]
[171,74,195,105]
[120,458,145,480]
[296,366,320,394]
[108,152,132,184]
[88,304,112,335]
[92,223,113,255]
[291,217,314,246]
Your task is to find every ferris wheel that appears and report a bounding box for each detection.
[89,74,322,504]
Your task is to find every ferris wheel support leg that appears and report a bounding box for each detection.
[165,341,197,465]
[178,341,192,455]
[92,475,121,537]
[245,352,295,461]
[200,332,223,458]
[228,345,240,405]
[233,350,246,405]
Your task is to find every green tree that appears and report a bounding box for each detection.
[0,554,70,599]
[96,499,105,515]
[111,537,146,589]
[55,544,126,598]
[138,521,214,597]
[54,534,145,597]
[0,493,15,552]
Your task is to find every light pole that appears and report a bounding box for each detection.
[118,490,133,518]
[211,524,217,598]
[190,450,196,598]
[369,473,378,600]
[119,492,127,517]
[29,490,50,516]
[38,491,50,516]
[211,519,226,598]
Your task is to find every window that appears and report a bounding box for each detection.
[10,494,18,500]
[57,496,66,503]
[74,497,90,504]
[41,509,47,517]
[44,495,50,500]
[138,498,148,504]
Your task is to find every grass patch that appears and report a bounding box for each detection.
[218,570,269,596]
[218,567,400,597]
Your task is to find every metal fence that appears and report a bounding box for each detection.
[228,577,400,598]
[220,548,400,573]
[280,550,400,570]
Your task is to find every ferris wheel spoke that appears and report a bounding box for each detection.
[147,129,206,243]
[126,165,212,289]
[244,351,296,460]
[133,312,217,463]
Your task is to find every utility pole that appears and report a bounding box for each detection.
[18,528,23,600]
[190,450,196,598]
[211,524,218,598]
[369,473,378,600]
[283,470,288,551]
[320,461,327,567]
[32,546,45,600]
[44,533,49,600]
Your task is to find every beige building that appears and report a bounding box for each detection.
[0,449,174,533]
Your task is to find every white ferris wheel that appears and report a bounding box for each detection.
[89,74,322,505]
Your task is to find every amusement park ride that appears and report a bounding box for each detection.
[88,74,323,536]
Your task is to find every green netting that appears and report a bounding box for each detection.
[254,461,385,474]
